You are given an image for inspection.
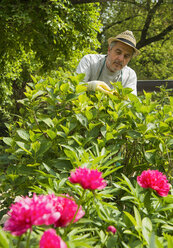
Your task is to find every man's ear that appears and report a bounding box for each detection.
[108,46,111,55]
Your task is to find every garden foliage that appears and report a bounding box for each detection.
[0,0,101,109]
[0,72,173,247]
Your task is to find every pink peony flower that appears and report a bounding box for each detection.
[137,170,170,197]
[69,167,107,190]
[51,194,85,227]
[39,229,67,248]
[3,194,61,236]
[107,225,117,234]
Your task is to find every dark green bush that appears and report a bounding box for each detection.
[0,71,173,247]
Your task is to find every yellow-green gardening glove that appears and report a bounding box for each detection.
[87,81,113,95]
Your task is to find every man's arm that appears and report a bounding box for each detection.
[122,69,137,96]
[76,55,113,95]
[76,55,92,82]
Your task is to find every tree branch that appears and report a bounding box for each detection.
[101,15,140,34]
[116,0,148,9]
[71,0,114,3]
[137,24,173,49]
[140,0,164,41]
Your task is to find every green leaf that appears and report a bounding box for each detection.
[163,195,173,204]
[121,174,135,193]
[100,126,106,137]
[107,236,117,248]
[63,148,80,164]
[76,73,85,82]
[42,162,57,176]
[157,204,173,212]
[167,235,173,248]
[121,241,130,248]
[48,159,72,170]
[47,129,57,139]
[103,166,122,177]
[76,113,88,127]
[99,230,106,243]
[163,233,173,248]
[60,125,69,135]
[127,130,141,139]
[121,196,135,201]
[15,141,32,155]
[142,217,152,244]
[102,154,121,169]
[41,117,54,127]
[70,135,83,146]
[143,190,152,211]
[3,137,13,146]
[27,163,40,167]
[31,90,46,100]
[166,139,173,146]
[56,131,67,138]
[144,151,155,164]
[60,83,69,92]
[149,232,163,248]
[96,202,110,221]
[106,132,114,141]
[85,109,93,121]
[134,206,142,232]
[31,141,40,153]
[76,84,87,93]
[0,227,9,248]
[38,141,52,156]
[123,211,137,226]
[162,224,173,231]
[159,142,164,152]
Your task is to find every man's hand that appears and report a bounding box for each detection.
[87,81,113,95]
[96,81,113,95]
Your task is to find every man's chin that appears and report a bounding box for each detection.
[111,66,121,72]
[112,63,122,71]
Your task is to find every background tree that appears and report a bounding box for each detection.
[0,0,101,109]
[98,0,173,79]
[0,0,173,112]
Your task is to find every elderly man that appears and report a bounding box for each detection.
[76,30,139,95]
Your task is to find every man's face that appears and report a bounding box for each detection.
[106,41,134,72]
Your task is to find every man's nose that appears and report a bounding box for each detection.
[118,54,124,61]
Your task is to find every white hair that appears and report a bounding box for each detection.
[109,41,118,50]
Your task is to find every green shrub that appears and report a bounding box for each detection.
[0,71,173,247]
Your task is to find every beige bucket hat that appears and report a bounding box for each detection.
[108,30,140,56]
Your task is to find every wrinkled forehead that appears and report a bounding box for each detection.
[110,41,134,55]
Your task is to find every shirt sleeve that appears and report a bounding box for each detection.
[76,55,92,82]
[123,69,137,96]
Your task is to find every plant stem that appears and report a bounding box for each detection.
[17,235,22,248]
[64,190,86,236]
[26,229,31,248]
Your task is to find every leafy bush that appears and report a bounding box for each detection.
[0,0,101,112]
[0,72,173,247]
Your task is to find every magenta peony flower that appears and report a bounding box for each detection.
[137,170,170,197]
[3,194,61,236]
[52,194,85,227]
[107,225,117,234]
[39,229,67,248]
[69,167,107,190]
